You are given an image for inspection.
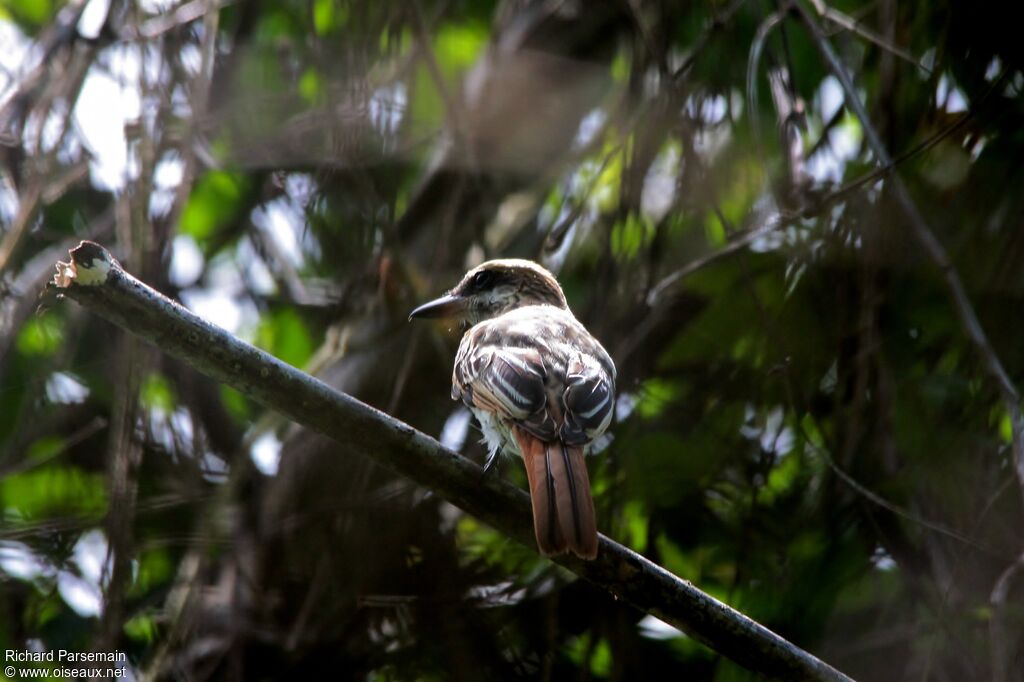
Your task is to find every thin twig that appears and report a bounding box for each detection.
[800,419,1011,558]
[411,0,477,172]
[808,68,1010,215]
[807,0,931,74]
[0,416,108,478]
[921,474,1014,681]
[130,0,235,39]
[805,102,845,160]
[649,65,1011,305]
[0,182,42,273]
[0,0,88,131]
[673,0,750,82]
[97,333,146,649]
[544,148,618,254]
[646,216,782,304]
[0,30,95,274]
[746,8,788,166]
[795,0,1024,501]
[163,0,220,235]
[990,552,1024,682]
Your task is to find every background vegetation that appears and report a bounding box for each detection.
[1,0,1023,679]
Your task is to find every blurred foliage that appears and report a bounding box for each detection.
[2,0,1024,680]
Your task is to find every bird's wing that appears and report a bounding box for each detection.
[560,351,615,445]
[453,313,615,445]
[453,328,550,432]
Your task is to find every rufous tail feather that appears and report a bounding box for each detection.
[512,427,598,559]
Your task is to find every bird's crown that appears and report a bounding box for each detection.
[455,259,566,307]
[451,259,568,323]
[409,259,568,325]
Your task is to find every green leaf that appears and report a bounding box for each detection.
[704,211,726,246]
[756,449,803,505]
[921,140,971,189]
[2,0,55,30]
[26,435,65,462]
[130,548,174,596]
[635,378,679,418]
[998,410,1013,444]
[220,385,251,421]
[256,308,314,368]
[255,5,303,41]
[611,213,653,259]
[179,171,251,243]
[409,22,486,133]
[16,314,64,356]
[434,23,487,72]
[0,466,107,521]
[298,68,323,105]
[313,0,346,35]
[140,373,176,413]
[621,500,649,552]
[124,612,160,644]
[567,634,612,677]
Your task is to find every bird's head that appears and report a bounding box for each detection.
[409,259,568,325]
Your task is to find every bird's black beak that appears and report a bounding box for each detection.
[408,294,467,321]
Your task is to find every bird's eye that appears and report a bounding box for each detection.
[472,270,494,289]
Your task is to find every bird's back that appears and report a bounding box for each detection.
[452,304,615,448]
[451,304,614,559]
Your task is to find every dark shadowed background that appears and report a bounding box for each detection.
[1,0,1023,680]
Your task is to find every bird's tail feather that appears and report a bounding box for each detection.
[513,427,598,559]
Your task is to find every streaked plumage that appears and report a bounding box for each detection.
[410,259,615,559]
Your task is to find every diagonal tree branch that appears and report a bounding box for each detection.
[49,241,853,682]
[795,0,1024,501]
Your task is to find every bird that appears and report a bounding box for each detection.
[409,259,615,559]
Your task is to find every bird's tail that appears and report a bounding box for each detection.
[512,426,598,559]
